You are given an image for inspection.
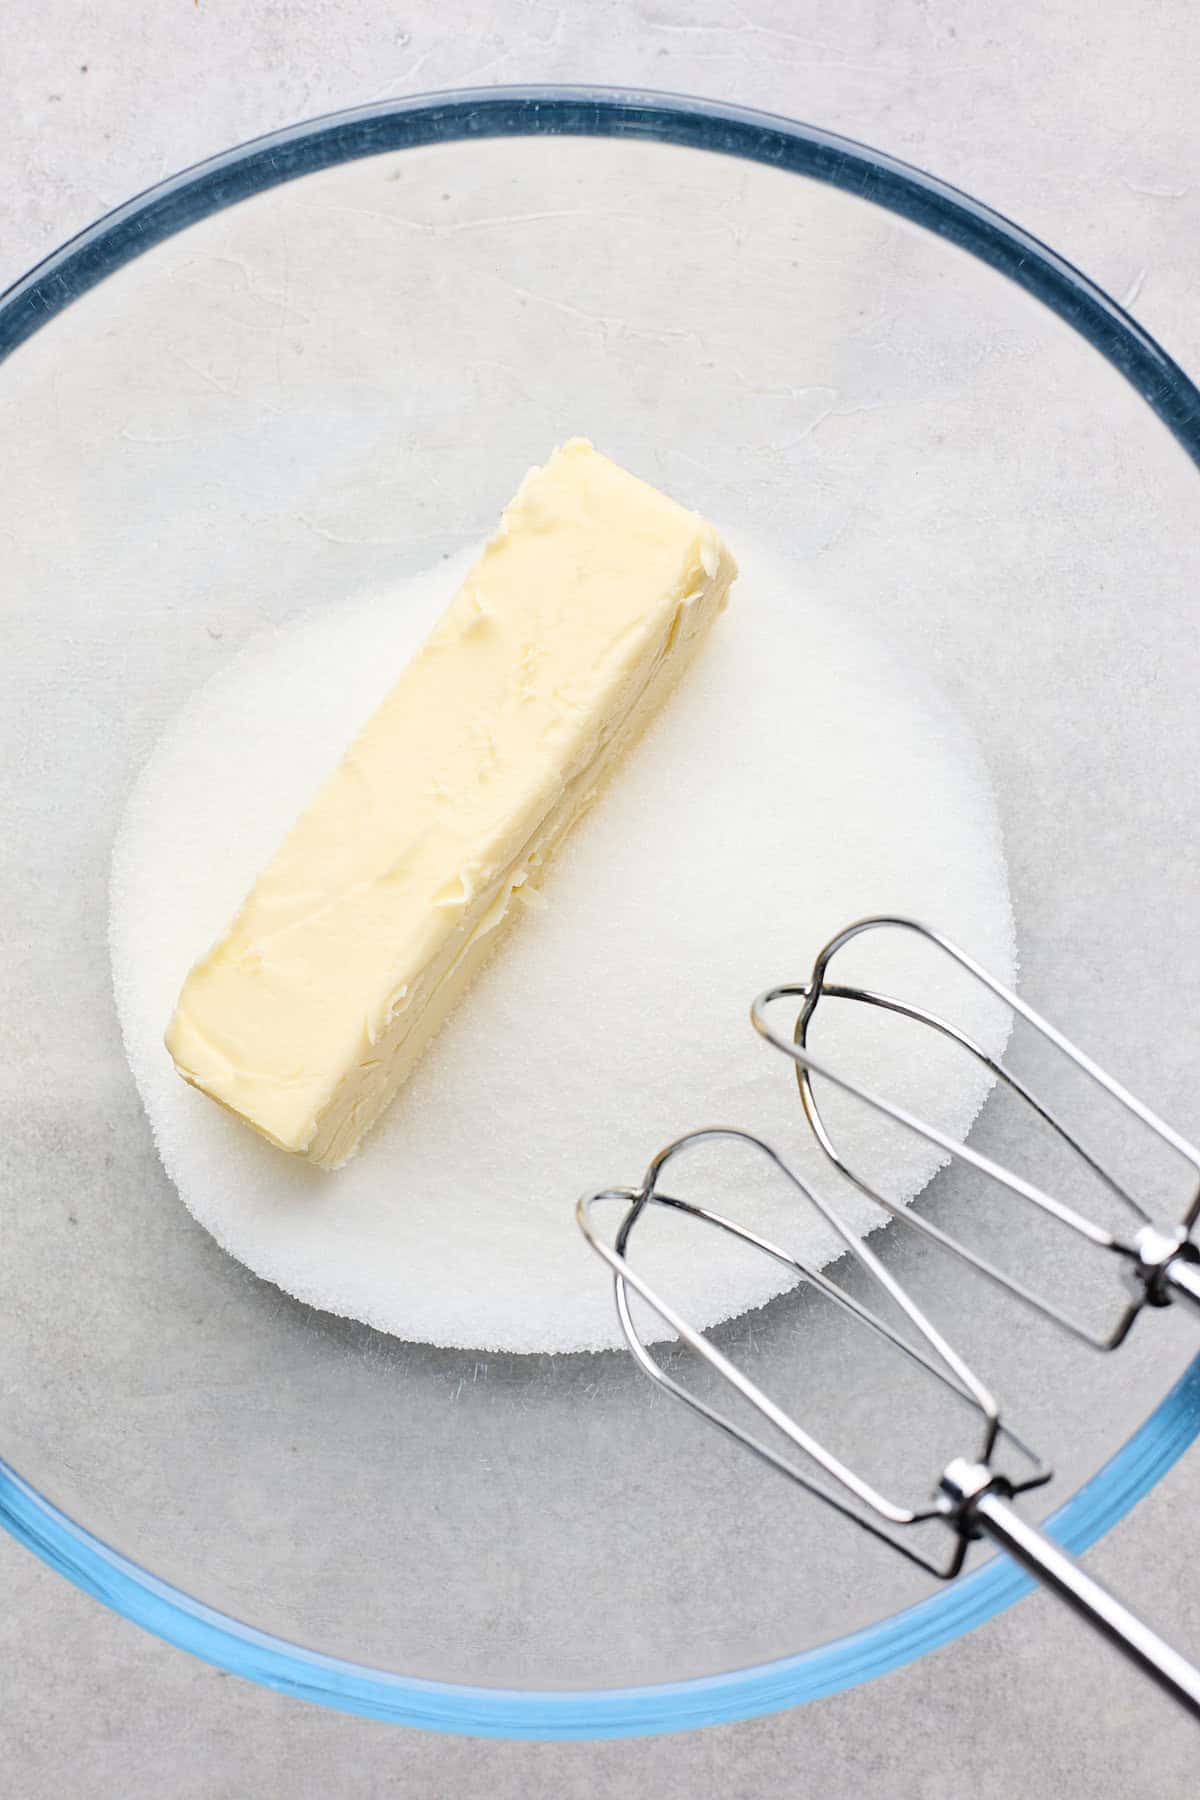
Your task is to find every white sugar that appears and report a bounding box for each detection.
[109,532,1014,1352]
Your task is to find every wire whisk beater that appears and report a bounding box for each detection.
[752,916,1200,1348]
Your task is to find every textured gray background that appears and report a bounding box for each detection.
[4,2,1200,1793]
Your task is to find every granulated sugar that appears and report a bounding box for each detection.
[109,532,1015,1352]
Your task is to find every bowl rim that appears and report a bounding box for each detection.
[3,83,1199,1738]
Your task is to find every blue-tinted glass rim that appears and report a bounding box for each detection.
[3,85,1198,1738]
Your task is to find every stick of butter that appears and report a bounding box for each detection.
[165,439,737,1167]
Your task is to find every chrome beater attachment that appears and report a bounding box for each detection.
[577,1128,1200,1717]
[752,916,1200,1348]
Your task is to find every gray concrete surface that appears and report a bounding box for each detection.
[4,2,1200,1793]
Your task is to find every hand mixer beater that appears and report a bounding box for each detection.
[577,917,1200,1718]
[755,916,1200,1338]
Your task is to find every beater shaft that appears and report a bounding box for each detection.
[959,1477,1200,1719]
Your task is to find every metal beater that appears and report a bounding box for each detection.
[752,915,1200,1342]
[576,919,1200,1717]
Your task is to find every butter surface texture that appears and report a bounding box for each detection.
[165,439,736,1166]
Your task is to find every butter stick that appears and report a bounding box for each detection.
[165,439,737,1167]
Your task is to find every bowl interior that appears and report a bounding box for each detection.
[2,117,1199,1697]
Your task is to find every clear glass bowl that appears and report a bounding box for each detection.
[2,87,1199,1738]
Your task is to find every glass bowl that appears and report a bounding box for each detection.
[2,87,1199,1738]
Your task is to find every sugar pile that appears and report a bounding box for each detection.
[109,532,1015,1353]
